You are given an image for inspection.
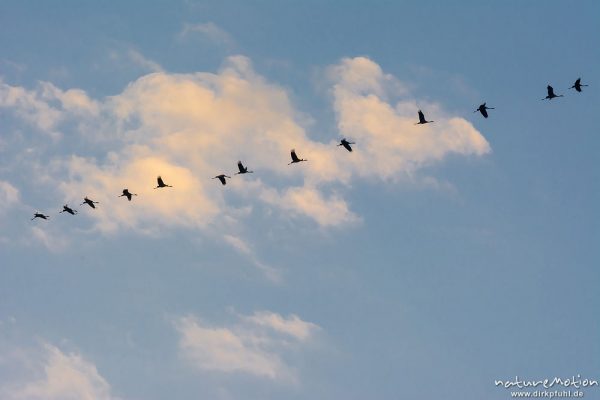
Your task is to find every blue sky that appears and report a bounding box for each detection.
[1,1,599,399]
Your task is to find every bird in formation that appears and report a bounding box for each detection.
[213,174,231,185]
[569,78,588,93]
[119,189,137,201]
[542,85,563,100]
[235,161,253,175]
[31,76,591,222]
[415,110,433,125]
[59,205,77,215]
[288,149,307,165]
[81,197,99,209]
[338,139,355,152]
[475,103,495,118]
[31,212,49,221]
[154,176,172,189]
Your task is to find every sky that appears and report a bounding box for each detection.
[0,1,599,399]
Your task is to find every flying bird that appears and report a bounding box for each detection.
[213,174,231,185]
[415,110,433,124]
[154,176,172,189]
[569,78,588,93]
[542,85,563,100]
[80,197,99,209]
[235,161,253,175]
[59,205,77,215]
[288,149,307,165]
[31,212,49,221]
[338,139,355,152]
[474,103,495,118]
[119,189,137,201]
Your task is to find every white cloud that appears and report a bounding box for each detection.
[329,57,490,180]
[260,184,360,227]
[1,344,116,400]
[241,311,319,341]
[179,22,235,48]
[40,82,100,116]
[175,311,319,381]
[0,80,63,137]
[1,55,490,237]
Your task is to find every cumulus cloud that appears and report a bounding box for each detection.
[42,55,359,233]
[260,185,359,227]
[175,311,319,381]
[0,55,489,240]
[0,80,63,137]
[329,57,490,180]
[0,79,100,142]
[1,344,116,400]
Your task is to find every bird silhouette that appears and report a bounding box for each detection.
[235,161,253,175]
[542,85,563,100]
[119,189,137,201]
[474,103,495,118]
[80,197,99,209]
[213,174,231,185]
[154,176,172,189]
[288,149,307,165]
[31,212,49,221]
[415,110,433,124]
[59,205,77,215]
[569,78,588,93]
[338,139,355,152]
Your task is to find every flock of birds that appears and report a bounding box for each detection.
[30,78,589,221]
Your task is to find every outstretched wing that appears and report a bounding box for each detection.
[418,110,425,123]
[291,149,300,162]
[157,176,165,186]
[237,161,244,173]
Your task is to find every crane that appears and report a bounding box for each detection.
[288,149,307,165]
[415,110,433,124]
